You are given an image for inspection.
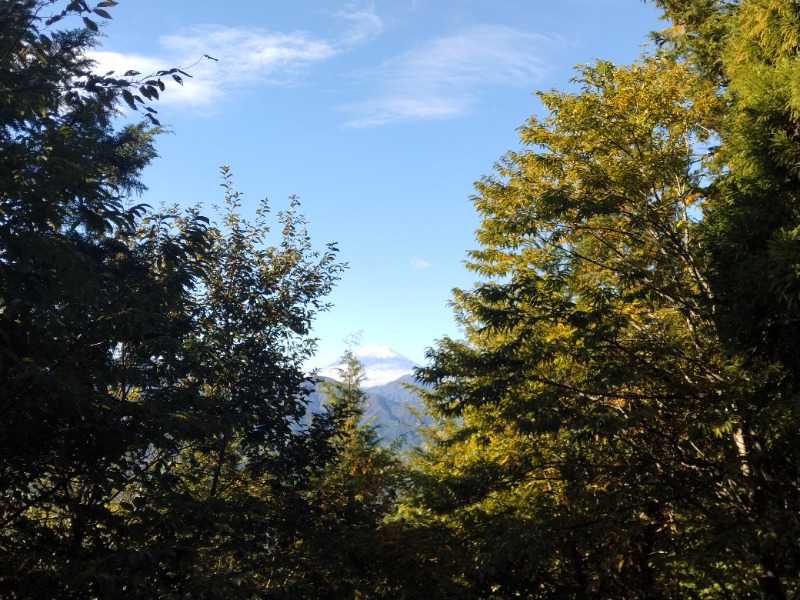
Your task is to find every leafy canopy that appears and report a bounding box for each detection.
[411,2,800,597]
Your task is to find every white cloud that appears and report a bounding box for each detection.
[160,26,335,81]
[91,50,224,107]
[343,25,554,127]
[89,2,389,111]
[91,26,337,109]
[91,51,166,77]
[336,3,383,46]
[410,258,432,270]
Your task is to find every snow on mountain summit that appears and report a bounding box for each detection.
[353,344,400,360]
[318,344,420,388]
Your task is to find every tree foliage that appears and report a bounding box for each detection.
[291,350,403,597]
[10,0,800,597]
[291,350,468,599]
[0,2,369,597]
[410,1,800,598]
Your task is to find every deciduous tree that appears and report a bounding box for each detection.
[0,3,345,597]
[411,36,799,597]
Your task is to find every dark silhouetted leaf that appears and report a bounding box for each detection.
[121,89,137,110]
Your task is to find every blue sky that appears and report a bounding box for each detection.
[91,1,663,368]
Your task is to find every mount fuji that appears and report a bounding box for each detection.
[310,344,429,445]
[317,344,420,388]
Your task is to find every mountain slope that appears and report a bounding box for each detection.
[309,347,429,446]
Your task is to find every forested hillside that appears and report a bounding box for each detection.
[3,0,800,598]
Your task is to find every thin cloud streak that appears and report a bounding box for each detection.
[336,3,383,45]
[161,27,335,81]
[92,26,339,108]
[410,258,432,270]
[90,3,386,110]
[344,25,555,127]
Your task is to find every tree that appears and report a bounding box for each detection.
[100,173,344,599]
[0,3,346,597]
[285,349,403,598]
[293,350,470,599]
[1,2,179,595]
[410,22,800,595]
[656,2,800,596]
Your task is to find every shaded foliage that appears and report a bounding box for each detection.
[0,3,366,597]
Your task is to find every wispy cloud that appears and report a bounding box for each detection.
[343,25,554,127]
[410,258,432,270]
[92,26,338,108]
[91,51,168,81]
[336,3,383,46]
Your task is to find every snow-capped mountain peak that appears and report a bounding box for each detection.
[318,344,419,388]
[353,344,400,360]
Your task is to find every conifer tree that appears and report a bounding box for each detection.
[294,350,404,597]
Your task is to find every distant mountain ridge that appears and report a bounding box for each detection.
[310,345,429,446]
